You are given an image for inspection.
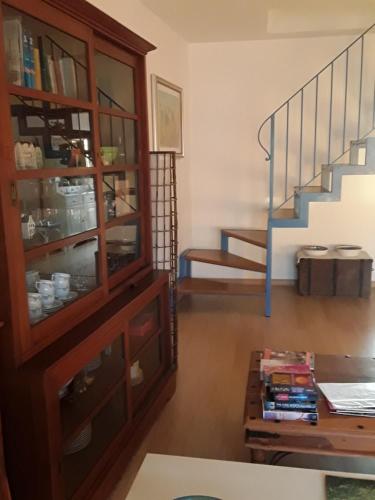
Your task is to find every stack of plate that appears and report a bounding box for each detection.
[63,423,92,455]
[43,299,63,314]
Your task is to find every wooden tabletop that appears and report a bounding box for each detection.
[244,352,375,457]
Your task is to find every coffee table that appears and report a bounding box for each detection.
[244,351,375,463]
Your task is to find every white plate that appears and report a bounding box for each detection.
[43,299,64,312]
[30,313,48,325]
[60,291,78,302]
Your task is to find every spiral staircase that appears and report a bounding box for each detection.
[178,22,375,317]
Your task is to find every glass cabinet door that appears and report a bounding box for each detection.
[95,40,145,285]
[57,333,127,498]
[3,5,89,100]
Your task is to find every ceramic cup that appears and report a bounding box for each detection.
[35,280,55,306]
[28,292,42,321]
[25,270,40,292]
[52,272,70,299]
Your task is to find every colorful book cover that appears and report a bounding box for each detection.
[326,475,375,499]
[3,17,24,86]
[262,402,318,422]
[271,372,315,387]
[47,55,57,93]
[264,400,318,411]
[54,58,63,94]
[37,36,50,92]
[59,57,78,98]
[33,47,42,90]
[261,349,314,369]
[23,31,32,87]
[28,33,35,88]
[263,364,312,377]
[275,392,316,402]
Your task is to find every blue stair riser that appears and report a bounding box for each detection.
[270,138,375,228]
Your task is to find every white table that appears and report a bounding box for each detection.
[126,453,375,500]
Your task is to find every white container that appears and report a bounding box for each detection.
[35,280,55,306]
[26,270,40,292]
[52,272,71,298]
[302,245,328,257]
[28,293,43,321]
[336,245,362,257]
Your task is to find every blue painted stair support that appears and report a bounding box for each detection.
[179,250,191,279]
[270,137,375,229]
[265,226,272,317]
[221,232,229,252]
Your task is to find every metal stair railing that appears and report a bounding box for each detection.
[258,23,375,216]
[46,35,128,112]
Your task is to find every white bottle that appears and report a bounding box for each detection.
[34,143,43,169]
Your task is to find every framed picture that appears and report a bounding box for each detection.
[151,75,184,156]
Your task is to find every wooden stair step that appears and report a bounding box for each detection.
[184,249,266,273]
[222,229,267,248]
[272,208,297,220]
[178,278,265,296]
[294,186,328,193]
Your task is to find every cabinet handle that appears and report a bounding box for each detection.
[10,182,18,206]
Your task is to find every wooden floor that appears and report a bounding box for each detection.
[110,286,375,499]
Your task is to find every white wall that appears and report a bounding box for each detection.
[88,0,192,252]
[188,35,375,279]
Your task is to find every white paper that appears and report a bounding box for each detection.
[318,382,375,410]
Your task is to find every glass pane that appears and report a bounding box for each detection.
[95,51,135,113]
[105,219,141,276]
[19,176,97,250]
[59,335,125,440]
[11,95,93,170]
[62,384,126,499]
[131,334,162,407]
[26,237,100,325]
[99,114,137,165]
[129,298,160,359]
[103,171,138,222]
[3,5,89,100]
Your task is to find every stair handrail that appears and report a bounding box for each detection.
[258,22,375,215]
[46,35,128,113]
[258,22,375,161]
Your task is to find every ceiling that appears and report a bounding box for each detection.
[141,0,375,42]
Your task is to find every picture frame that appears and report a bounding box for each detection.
[151,74,184,157]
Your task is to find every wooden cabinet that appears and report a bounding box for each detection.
[0,0,155,364]
[0,1,176,499]
[7,273,175,500]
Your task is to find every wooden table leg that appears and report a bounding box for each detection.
[250,449,267,464]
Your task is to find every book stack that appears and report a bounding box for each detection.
[261,349,319,422]
[3,16,78,98]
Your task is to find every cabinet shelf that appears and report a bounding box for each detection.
[61,372,126,443]
[24,228,99,261]
[98,105,138,121]
[130,327,161,363]
[15,167,97,179]
[8,84,94,111]
[105,211,141,229]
